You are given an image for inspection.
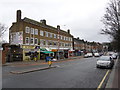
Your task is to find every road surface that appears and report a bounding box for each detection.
[2,57,111,88]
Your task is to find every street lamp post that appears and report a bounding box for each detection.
[57,25,60,60]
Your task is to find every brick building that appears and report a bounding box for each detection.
[73,37,103,56]
[9,10,73,61]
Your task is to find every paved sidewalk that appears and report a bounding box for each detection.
[105,58,120,89]
[2,56,83,67]
[2,56,83,74]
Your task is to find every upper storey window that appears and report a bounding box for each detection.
[25,26,30,33]
[40,30,44,36]
[35,29,38,35]
[31,28,34,34]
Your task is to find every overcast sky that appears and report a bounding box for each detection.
[0,0,111,43]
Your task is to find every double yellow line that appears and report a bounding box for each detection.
[97,70,110,90]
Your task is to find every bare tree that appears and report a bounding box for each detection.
[101,0,120,52]
[0,23,8,38]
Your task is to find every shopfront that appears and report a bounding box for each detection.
[51,49,69,59]
[69,50,75,57]
[40,48,54,60]
[22,45,40,61]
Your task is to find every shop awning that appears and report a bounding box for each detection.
[40,48,47,51]
[41,51,54,54]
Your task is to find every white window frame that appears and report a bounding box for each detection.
[71,38,72,41]
[54,34,56,38]
[31,28,34,34]
[46,40,48,46]
[45,31,49,37]
[40,30,44,36]
[43,40,46,45]
[34,38,38,45]
[30,37,34,45]
[25,37,29,44]
[25,26,30,33]
[35,29,38,35]
[64,36,66,40]
[40,39,43,45]
[68,37,70,41]
[50,33,53,38]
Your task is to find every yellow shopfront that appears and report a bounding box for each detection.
[22,45,40,61]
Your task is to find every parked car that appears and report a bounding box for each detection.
[107,51,114,56]
[112,53,118,59]
[99,52,104,56]
[94,53,100,57]
[84,53,93,58]
[96,56,114,68]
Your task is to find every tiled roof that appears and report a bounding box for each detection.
[22,17,73,36]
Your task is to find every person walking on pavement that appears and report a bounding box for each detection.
[34,51,38,62]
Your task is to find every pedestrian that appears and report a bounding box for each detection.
[34,51,38,62]
[48,57,52,67]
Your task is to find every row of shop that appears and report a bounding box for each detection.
[2,44,86,63]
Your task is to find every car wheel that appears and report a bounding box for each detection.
[96,65,99,68]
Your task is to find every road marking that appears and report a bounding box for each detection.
[97,70,110,90]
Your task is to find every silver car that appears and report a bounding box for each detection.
[84,53,93,58]
[96,56,114,68]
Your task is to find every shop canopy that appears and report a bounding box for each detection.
[41,51,54,54]
[40,48,47,51]
[40,47,54,54]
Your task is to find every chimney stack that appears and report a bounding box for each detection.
[16,10,21,22]
[67,29,70,34]
[40,19,46,25]
[77,37,79,40]
[57,25,60,30]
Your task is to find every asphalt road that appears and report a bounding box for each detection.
[2,57,111,88]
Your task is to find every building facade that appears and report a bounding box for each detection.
[9,10,73,61]
[73,37,103,56]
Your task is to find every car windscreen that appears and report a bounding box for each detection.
[98,56,110,61]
